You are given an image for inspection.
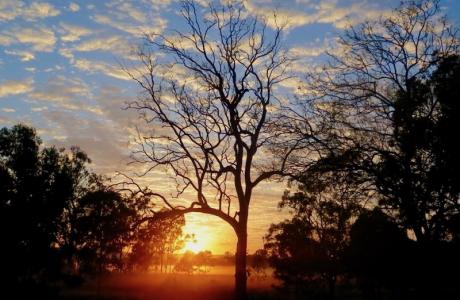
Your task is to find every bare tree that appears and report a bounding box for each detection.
[120,1,306,298]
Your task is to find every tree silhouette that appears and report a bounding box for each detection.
[264,217,330,297]
[195,250,213,273]
[121,1,307,297]
[0,124,189,297]
[129,214,187,272]
[0,124,100,294]
[300,0,459,243]
[70,190,137,274]
[265,166,363,298]
[375,54,460,243]
[346,209,412,298]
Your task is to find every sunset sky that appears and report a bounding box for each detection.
[1,0,460,254]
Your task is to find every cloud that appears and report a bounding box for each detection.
[116,2,147,23]
[72,35,136,59]
[244,0,389,31]
[92,1,168,38]
[41,109,131,174]
[148,0,174,9]
[0,78,33,98]
[73,58,132,80]
[3,26,56,52]
[31,106,48,112]
[92,14,155,37]
[0,1,60,22]
[59,23,92,42]
[28,76,92,110]
[1,107,16,113]
[288,36,338,59]
[58,48,74,60]
[0,35,14,46]
[68,2,80,12]
[4,49,35,61]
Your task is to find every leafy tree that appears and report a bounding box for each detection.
[264,217,330,297]
[300,0,460,243]
[71,190,137,274]
[376,55,460,242]
[265,174,362,297]
[250,249,269,279]
[195,250,213,273]
[0,124,99,292]
[128,215,187,272]
[345,209,412,298]
[174,251,196,274]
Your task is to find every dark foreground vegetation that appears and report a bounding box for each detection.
[1,0,460,299]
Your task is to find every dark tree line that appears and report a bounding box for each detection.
[0,124,186,298]
[263,1,460,299]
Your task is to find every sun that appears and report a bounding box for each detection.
[184,240,204,253]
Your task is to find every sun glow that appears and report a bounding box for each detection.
[184,240,204,253]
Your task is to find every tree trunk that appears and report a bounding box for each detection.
[235,212,248,300]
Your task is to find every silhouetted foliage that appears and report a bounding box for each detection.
[195,250,213,273]
[268,2,460,298]
[70,190,137,274]
[249,249,269,279]
[345,209,412,298]
[376,54,460,242]
[264,153,364,297]
[129,215,187,273]
[265,216,335,298]
[0,124,188,298]
[0,124,99,295]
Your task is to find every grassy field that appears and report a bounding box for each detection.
[59,267,279,300]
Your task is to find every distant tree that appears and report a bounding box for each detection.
[128,215,187,272]
[249,249,269,279]
[264,153,364,297]
[174,251,196,274]
[264,199,360,297]
[195,250,213,273]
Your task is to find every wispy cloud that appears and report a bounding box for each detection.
[1,107,16,113]
[73,58,132,80]
[0,78,33,98]
[4,49,35,61]
[0,1,60,22]
[68,2,80,12]
[28,76,92,110]
[244,0,390,31]
[59,23,93,42]
[2,26,56,52]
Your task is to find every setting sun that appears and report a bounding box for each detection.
[184,240,204,253]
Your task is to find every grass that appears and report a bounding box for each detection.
[59,268,278,300]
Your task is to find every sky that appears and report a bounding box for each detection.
[1,0,460,254]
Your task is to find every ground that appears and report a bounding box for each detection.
[60,267,278,300]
